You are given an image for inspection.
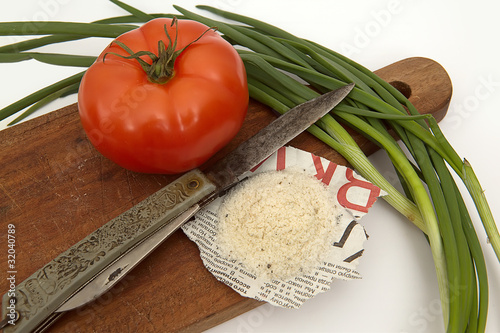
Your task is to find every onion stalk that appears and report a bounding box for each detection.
[174,6,495,331]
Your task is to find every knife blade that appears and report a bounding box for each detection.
[1,83,354,332]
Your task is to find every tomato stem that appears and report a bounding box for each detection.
[104,17,217,84]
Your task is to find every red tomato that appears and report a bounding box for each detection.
[78,18,248,174]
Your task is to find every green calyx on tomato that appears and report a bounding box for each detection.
[103,18,216,85]
[78,18,249,174]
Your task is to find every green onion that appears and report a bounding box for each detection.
[175,5,497,331]
[0,14,172,53]
[0,71,84,122]
[0,52,96,67]
[8,82,80,125]
[0,21,136,38]
[109,0,155,22]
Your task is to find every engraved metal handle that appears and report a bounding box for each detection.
[56,203,202,313]
[1,169,216,333]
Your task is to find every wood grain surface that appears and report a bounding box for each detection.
[0,57,451,333]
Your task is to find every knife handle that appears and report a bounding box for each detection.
[56,203,202,313]
[1,169,216,333]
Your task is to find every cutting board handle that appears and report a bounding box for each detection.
[375,56,452,122]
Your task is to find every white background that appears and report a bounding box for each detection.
[1,1,499,332]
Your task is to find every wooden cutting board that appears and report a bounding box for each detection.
[0,57,451,333]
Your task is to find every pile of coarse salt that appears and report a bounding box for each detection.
[216,168,341,281]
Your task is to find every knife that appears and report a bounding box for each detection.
[1,83,354,333]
